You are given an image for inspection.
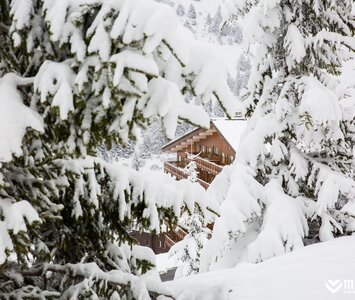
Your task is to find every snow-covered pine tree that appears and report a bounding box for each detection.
[98,141,136,162]
[0,0,236,297]
[184,158,199,183]
[169,155,208,278]
[201,0,355,271]
[187,4,197,20]
[138,120,167,160]
[176,3,185,17]
[205,13,212,30]
[209,6,223,34]
[169,212,208,278]
[212,99,225,118]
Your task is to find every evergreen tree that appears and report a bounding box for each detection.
[176,4,185,17]
[184,159,199,183]
[169,213,208,278]
[212,100,225,118]
[187,4,197,20]
[169,157,208,278]
[209,6,223,34]
[205,13,212,29]
[98,142,136,162]
[139,120,167,158]
[202,0,355,271]
[0,0,234,297]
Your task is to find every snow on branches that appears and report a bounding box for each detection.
[9,0,237,143]
[0,0,231,297]
[0,74,43,162]
[202,0,355,271]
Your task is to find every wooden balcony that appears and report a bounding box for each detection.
[164,227,187,248]
[164,160,212,190]
[164,161,188,180]
[194,156,223,176]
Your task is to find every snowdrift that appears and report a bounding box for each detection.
[166,236,355,300]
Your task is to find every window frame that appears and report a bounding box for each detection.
[213,146,219,156]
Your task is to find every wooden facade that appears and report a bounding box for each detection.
[162,119,245,188]
[130,226,187,254]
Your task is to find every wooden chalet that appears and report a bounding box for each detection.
[162,118,246,189]
[132,119,246,255]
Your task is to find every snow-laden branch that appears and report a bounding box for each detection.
[22,262,175,299]
[0,74,43,162]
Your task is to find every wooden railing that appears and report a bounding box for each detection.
[194,157,223,175]
[164,161,210,189]
[164,234,176,249]
[164,161,188,181]
[164,227,188,248]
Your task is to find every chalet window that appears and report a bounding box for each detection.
[221,152,225,163]
[208,147,212,156]
[178,155,182,161]
[213,146,219,156]
[201,145,206,153]
[230,155,234,163]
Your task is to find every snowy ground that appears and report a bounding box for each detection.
[165,236,355,300]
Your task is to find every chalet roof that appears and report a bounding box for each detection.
[212,119,247,151]
[162,118,247,153]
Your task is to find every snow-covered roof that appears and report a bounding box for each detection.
[212,119,247,151]
[162,118,247,152]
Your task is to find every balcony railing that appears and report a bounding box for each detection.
[164,161,188,181]
[193,156,223,176]
[164,161,210,189]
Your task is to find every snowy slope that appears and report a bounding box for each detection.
[165,236,355,300]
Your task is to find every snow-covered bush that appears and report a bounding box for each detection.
[202,0,355,272]
[0,0,234,297]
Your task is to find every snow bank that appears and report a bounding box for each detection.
[155,253,178,272]
[167,236,355,300]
